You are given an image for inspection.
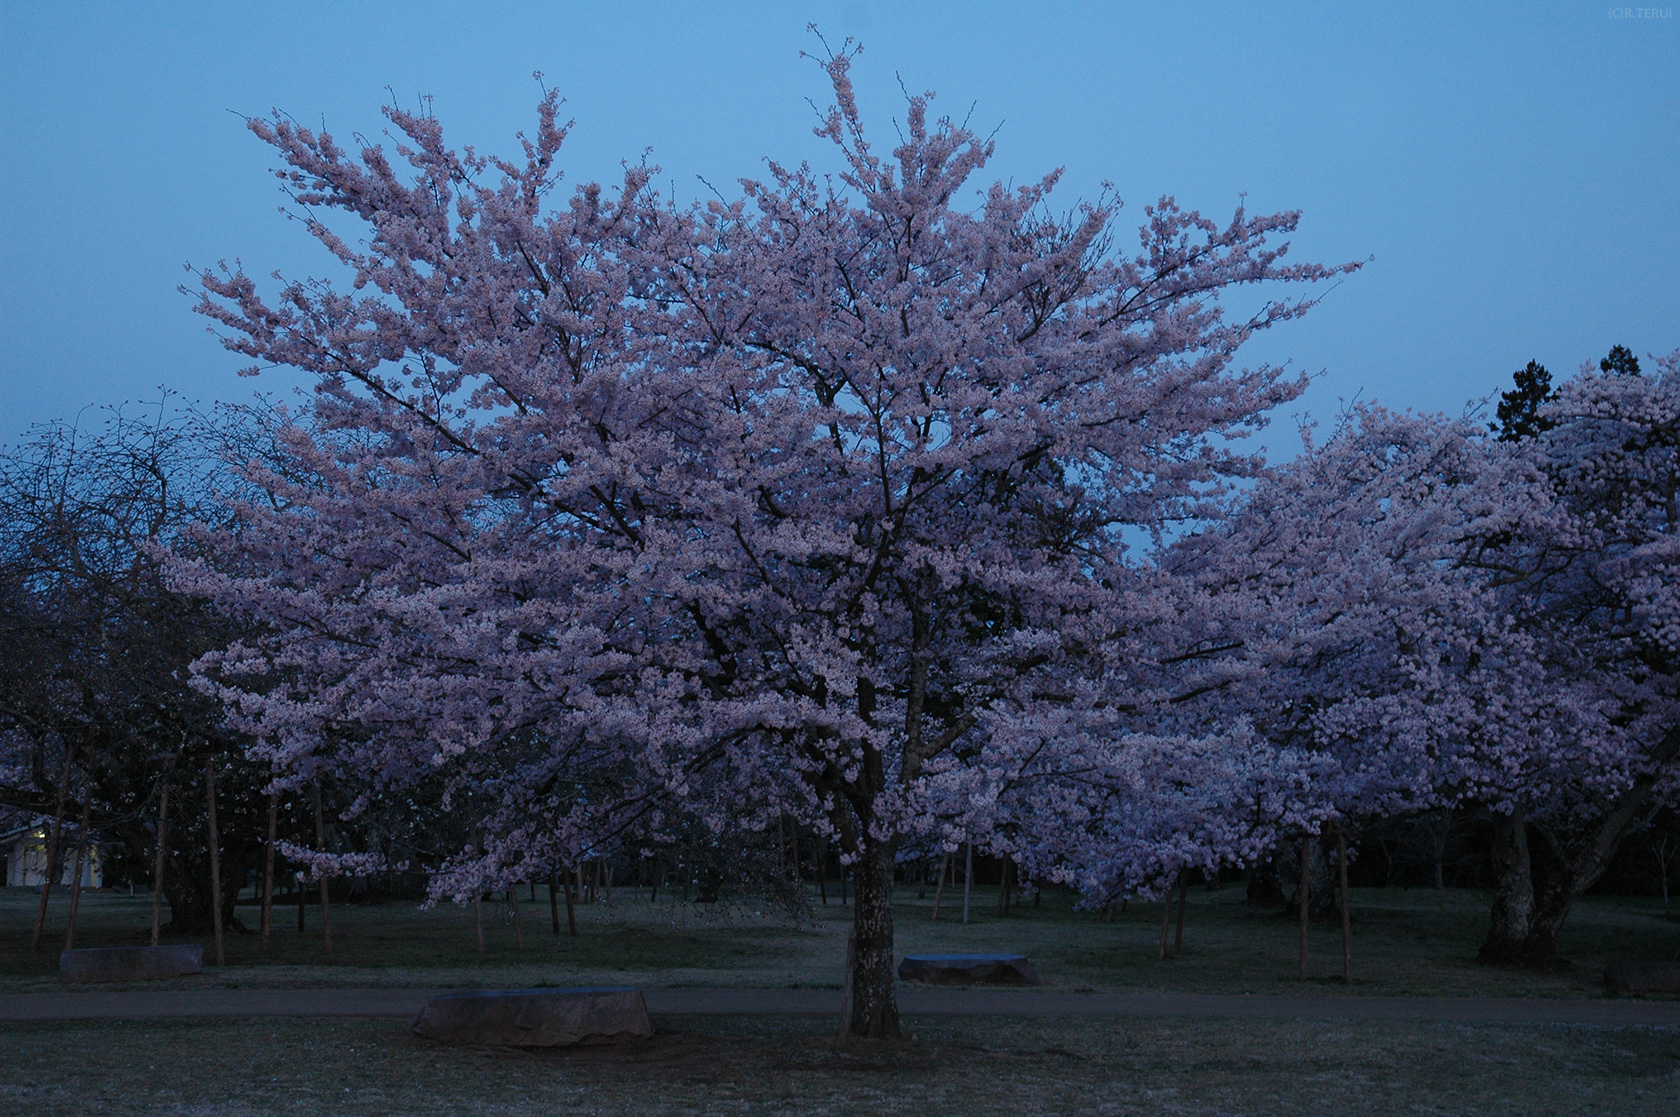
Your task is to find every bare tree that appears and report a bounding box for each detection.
[0,400,261,933]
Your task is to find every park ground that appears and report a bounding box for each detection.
[1,883,1676,1113]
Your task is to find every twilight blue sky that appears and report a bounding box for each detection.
[2,2,1676,448]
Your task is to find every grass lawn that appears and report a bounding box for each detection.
[5,884,1678,1113]
[1,1013,1676,1115]
[3,881,1677,999]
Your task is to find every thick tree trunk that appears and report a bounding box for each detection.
[1480,807,1564,965]
[161,840,253,936]
[1285,834,1336,918]
[839,837,901,1039]
[1480,748,1674,966]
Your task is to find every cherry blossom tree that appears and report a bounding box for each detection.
[997,408,1547,917]
[1146,368,1680,968]
[179,49,1357,1036]
[1198,408,1549,821]
[1469,350,1680,963]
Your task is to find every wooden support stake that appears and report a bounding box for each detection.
[1299,834,1311,981]
[151,782,169,946]
[564,866,577,937]
[311,782,332,953]
[31,743,78,950]
[473,892,485,952]
[1173,868,1189,955]
[63,785,93,951]
[777,813,788,880]
[1158,875,1174,960]
[508,887,524,950]
[1339,829,1354,985]
[205,759,225,968]
[260,791,277,944]
[296,870,305,932]
[817,837,828,905]
[930,851,951,921]
[961,842,973,925]
[549,873,561,935]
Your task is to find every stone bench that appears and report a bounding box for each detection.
[898,953,1044,986]
[59,945,203,983]
[411,987,653,1047]
[1603,960,1680,994]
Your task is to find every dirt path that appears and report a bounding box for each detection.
[1,986,1676,1026]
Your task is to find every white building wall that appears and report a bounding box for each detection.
[6,833,103,888]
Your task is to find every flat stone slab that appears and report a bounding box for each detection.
[898,953,1044,986]
[411,987,653,1046]
[60,945,203,984]
[1603,960,1680,994]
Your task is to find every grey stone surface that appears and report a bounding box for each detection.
[59,945,203,983]
[1603,960,1680,994]
[411,987,653,1046]
[898,953,1044,986]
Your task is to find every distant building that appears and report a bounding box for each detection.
[1,823,104,888]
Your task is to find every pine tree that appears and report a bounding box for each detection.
[1493,360,1555,442]
[1600,344,1641,377]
